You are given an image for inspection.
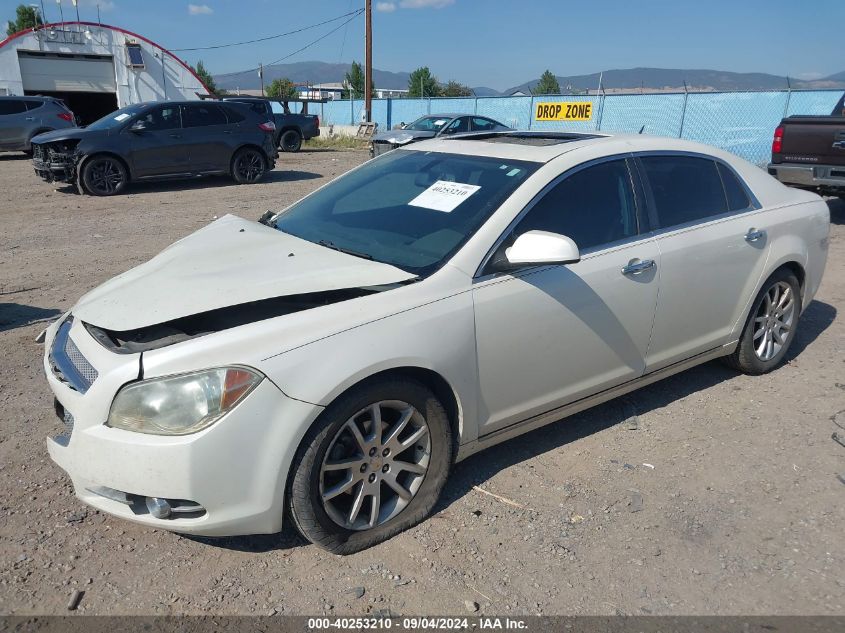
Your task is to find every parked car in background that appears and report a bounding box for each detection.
[0,96,76,154]
[768,93,845,198]
[30,100,277,195]
[370,113,511,157]
[41,131,828,554]
[219,96,320,152]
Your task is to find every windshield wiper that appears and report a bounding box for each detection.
[318,239,373,261]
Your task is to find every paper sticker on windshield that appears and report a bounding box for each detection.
[408,180,481,213]
[114,113,130,121]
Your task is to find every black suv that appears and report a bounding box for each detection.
[31,100,277,195]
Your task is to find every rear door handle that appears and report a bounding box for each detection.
[169,134,181,139]
[621,259,656,275]
[25,117,35,121]
[745,228,765,242]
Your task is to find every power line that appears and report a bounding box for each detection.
[215,10,364,78]
[171,8,363,52]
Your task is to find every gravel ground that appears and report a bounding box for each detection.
[0,149,843,616]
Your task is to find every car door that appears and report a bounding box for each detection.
[472,157,660,435]
[439,116,470,137]
[126,104,187,177]
[637,153,771,371]
[179,103,233,172]
[0,99,28,149]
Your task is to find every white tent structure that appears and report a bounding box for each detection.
[0,21,211,124]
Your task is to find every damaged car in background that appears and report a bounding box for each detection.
[370,113,510,157]
[41,131,828,554]
[30,100,277,195]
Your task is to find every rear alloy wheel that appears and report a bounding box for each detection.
[288,380,452,554]
[280,129,302,153]
[81,156,127,196]
[231,148,267,184]
[723,268,801,374]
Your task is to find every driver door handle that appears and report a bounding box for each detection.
[745,228,765,242]
[621,259,656,275]
[169,133,181,139]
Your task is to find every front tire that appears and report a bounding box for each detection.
[80,155,128,196]
[280,129,302,153]
[288,379,453,554]
[230,147,267,184]
[724,268,801,374]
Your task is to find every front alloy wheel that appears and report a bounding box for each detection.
[288,380,452,554]
[320,401,431,531]
[81,156,127,196]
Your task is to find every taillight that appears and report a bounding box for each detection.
[57,112,74,122]
[772,125,784,154]
[259,121,276,132]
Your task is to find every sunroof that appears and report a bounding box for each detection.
[454,132,601,146]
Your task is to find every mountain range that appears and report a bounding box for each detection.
[213,62,845,95]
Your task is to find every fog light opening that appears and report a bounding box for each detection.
[146,497,171,519]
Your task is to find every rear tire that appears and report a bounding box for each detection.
[280,129,302,153]
[723,268,801,374]
[80,155,128,196]
[287,379,453,554]
[230,147,267,184]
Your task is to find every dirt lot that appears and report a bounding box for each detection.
[1,149,843,617]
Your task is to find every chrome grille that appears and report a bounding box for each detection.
[49,317,98,394]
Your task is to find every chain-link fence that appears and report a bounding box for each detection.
[319,89,843,165]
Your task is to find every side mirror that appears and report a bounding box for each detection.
[491,230,580,271]
[399,122,406,129]
[129,120,147,132]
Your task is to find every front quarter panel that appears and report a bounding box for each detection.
[260,284,479,445]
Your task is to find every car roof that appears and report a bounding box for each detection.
[401,130,751,165]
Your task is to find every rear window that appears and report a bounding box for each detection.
[221,106,246,123]
[640,156,727,229]
[182,104,228,127]
[0,100,26,115]
[717,162,752,211]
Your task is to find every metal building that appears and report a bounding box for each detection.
[0,21,210,124]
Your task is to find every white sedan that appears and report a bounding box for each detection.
[42,131,830,553]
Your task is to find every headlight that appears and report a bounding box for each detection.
[107,367,263,435]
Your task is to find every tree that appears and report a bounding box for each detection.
[7,4,43,36]
[342,61,374,99]
[408,67,440,98]
[267,78,297,100]
[532,70,561,95]
[440,80,473,97]
[191,60,226,95]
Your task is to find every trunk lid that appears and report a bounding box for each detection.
[775,116,845,166]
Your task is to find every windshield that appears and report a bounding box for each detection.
[405,116,454,132]
[273,150,538,276]
[85,104,149,131]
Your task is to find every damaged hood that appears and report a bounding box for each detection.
[72,215,416,331]
[31,127,106,144]
[371,129,436,144]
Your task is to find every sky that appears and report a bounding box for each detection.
[2,0,844,90]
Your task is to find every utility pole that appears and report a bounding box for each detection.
[364,0,372,123]
[259,63,265,97]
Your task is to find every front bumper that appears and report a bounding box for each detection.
[767,162,845,192]
[31,144,77,184]
[43,318,323,537]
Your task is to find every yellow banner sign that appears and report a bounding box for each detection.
[535,101,593,121]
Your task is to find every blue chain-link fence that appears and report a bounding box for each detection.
[318,89,843,165]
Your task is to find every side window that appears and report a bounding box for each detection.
[717,162,752,211]
[135,105,181,131]
[443,117,469,134]
[221,106,245,123]
[0,100,27,115]
[514,159,639,251]
[471,117,495,132]
[182,104,228,128]
[640,156,728,228]
[23,99,44,111]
